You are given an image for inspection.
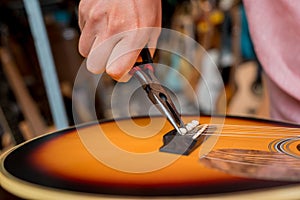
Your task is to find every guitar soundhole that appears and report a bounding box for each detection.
[269,137,300,159]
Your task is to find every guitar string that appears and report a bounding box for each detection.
[201,133,298,139]
[210,124,300,133]
[204,131,300,138]
[197,124,300,138]
[214,131,299,138]
[211,124,300,131]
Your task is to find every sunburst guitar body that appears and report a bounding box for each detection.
[1,115,300,199]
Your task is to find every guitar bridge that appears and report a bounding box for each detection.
[159,122,216,155]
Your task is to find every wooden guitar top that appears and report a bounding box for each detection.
[1,115,300,199]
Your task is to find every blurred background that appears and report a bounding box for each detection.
[0,0,269,152]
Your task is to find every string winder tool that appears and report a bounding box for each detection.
[130,48,214,155]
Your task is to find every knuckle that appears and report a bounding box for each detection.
[78,0,89,16]
[89,8,104,24]
[78,0,86,11]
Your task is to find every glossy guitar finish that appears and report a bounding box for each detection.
[1,115,300,199]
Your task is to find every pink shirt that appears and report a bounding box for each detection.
[243,0,300,123]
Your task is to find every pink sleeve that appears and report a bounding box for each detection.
[243,0,300,123]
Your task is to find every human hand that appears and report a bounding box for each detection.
[78,0,162,81]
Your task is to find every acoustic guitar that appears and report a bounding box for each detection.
[1,115,300,199]
[227,61,263,116]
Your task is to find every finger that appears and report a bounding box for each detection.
[78,0,93,31]
[86,35,120,74]
[147,27,161,57]
[78,26,96,57]
[106,30,150,82]
[78,1,108,57]
[78,10,110,57]
[106,48,141,82]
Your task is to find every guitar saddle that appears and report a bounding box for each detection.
[159,121,216,155]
